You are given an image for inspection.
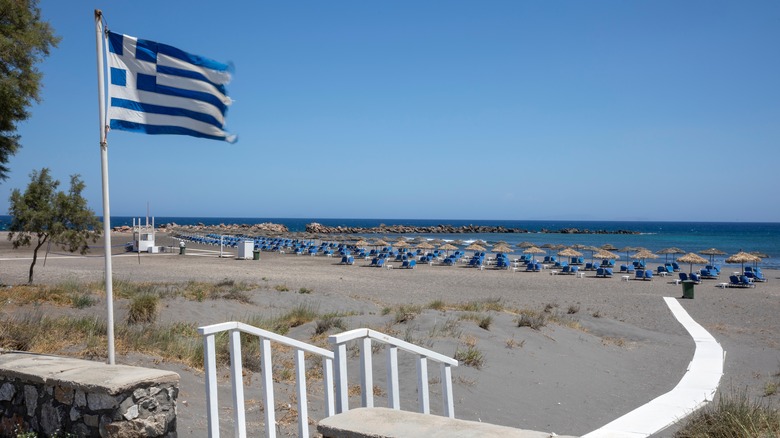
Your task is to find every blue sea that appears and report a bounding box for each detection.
[1,216,778,269]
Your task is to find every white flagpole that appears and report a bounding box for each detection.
[95,9,116,365]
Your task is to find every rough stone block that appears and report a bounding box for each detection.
[54,385,74,404]
[88,392,118,410]
[0,382,14,401]
[24,385,38,414]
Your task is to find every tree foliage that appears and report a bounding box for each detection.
[8,168,102,283]
[0,0,60,181]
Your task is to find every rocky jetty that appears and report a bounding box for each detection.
[159,222,289,234]
[305,222,639,235]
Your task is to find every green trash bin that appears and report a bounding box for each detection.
[682,280,694,299]
[253,250,260,261]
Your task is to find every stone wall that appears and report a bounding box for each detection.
[0,353,179,437]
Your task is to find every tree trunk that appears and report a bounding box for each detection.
[29,235,47,284]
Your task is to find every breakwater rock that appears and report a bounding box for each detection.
[160,222,289,234]
[305,222,639,235]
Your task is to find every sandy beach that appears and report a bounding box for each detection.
[1,231,779,437]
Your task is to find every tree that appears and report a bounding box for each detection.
[0,0,60,181]
[8,168,102,283]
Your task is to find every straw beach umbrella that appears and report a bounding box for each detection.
[492,244,514,255]
[631,250,658,268]
[416,241,435,251]
[676,252,708,274]
[523,246,545,261]
[392,240,410,249]
[600,243,618,251]
[593,250,618,261]
[700,248,727,264]
[439,243,458,256]
[726,251,761,275]
[465,242,486,255]
[657,247,686,263]
[558,248,582,262]
[617,246,637,266]
[749,252,768,270]
[517,241,535,249]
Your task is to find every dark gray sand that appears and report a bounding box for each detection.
[1,232,778,436]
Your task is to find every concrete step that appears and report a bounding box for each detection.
[318,407,578,438]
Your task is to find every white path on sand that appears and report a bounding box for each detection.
[582,297,724,438]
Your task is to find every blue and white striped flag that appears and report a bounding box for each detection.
[106,31,236,143]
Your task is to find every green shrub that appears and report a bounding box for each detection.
[478,315,492,330]
[427,299,446,310]
[394,305,422,324]
[314,314,346,335]
[127,294,159,324]
[675,389,780,437]
[71,293,97,309]
[516,311,547,330]
[454,345,485,369]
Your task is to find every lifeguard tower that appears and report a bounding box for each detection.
[131,216,157,253]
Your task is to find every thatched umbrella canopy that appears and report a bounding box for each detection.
[541,243,556,249]
[465,242,486,253]
[700,248,727,264]
[726,251,761,275]
[492,244,513,254]
[353,239,370,248]
[416,241,435,251]
[617,246,637,265]
[439,243,458,256]
[449,240,465,247]
[677,252,709,274]
[749,251,769,269]
[631,250,658,265]
[392,240,410,249]
[523,246,545,260]
[517,241,535,248]
[593,250,618,260]
[372,239,389,248]
[657,247,686,263]
[601,243,618,251]
[558,248,583,258]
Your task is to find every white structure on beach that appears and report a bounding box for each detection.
[131,216,156,253]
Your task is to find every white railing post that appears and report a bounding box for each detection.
[260,338,276,438]
[360,337,374,408]
[229,329,247,437]
[204,333,220,438]
[440,363,454,418]
[323,357,335,417]
[334,343,349,413]
[200,322,336,437]
[386,346,400,409]
[416,356,430,414]
[294,349,309,438]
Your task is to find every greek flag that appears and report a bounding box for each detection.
[106,31,236,143]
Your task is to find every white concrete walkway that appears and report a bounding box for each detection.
[582,297,724,438]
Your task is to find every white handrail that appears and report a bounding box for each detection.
[198,321,335,438]
[199,323,457,438]
[328,328,458,418]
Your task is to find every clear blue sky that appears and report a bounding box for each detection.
[2,1,779,222]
